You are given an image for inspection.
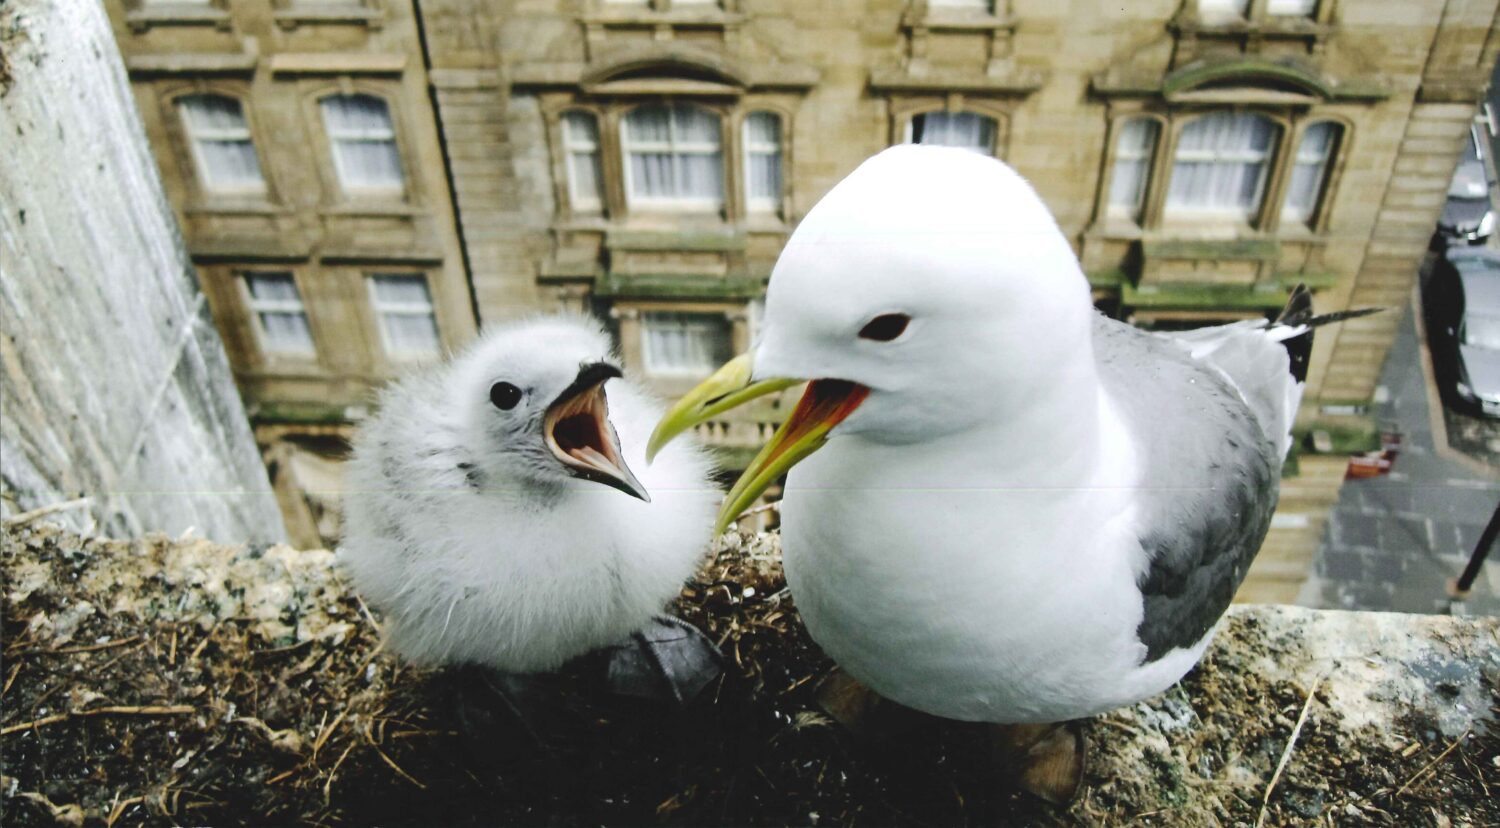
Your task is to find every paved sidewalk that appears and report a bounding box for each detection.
[1303,301,1500,615]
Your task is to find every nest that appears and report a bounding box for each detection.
[2,522,1496,826]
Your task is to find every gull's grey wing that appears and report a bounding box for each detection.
[1093,316,1281,663]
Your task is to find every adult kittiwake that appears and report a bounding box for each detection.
[341,315,722,713]
[648,145,1375,801]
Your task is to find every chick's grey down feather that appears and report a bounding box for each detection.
[339,316,718,674]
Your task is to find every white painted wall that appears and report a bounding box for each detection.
[0,0,285,544]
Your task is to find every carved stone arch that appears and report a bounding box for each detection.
[1163,57,1332,104]
[582,49,747,97]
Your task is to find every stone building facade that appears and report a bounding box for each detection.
[103,0,479,545]
[105,0,1495,599]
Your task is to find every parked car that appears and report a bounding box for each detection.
[1425,247,1500,417]
[1437,123,1495,246]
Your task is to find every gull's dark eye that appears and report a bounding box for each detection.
[859,313,911,342]
[489,382,523,410]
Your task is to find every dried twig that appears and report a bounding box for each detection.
[1255,675,1323,828]
[2,704,195,736]
[20,636,141,656]
[322,743,356,805]
[3,497,91,528]
[372,743,426,789]
[1392,730,1470,799]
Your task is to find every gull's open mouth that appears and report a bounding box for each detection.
[544,364,650,501]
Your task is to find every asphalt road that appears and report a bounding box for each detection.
[1303,293,1500,616]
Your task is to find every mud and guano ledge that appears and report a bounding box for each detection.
[1,522,1496,826]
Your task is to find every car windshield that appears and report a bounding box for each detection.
[1461,314,1500,349]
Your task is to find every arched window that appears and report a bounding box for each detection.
[908,111,996,156]
[319,94,404,194]
[561,111,604,212]
[1166,112,1280,222]
[1107,118,1160,221]
[743,111,783,213]
[1281,122,1341,226]
[621,103,724,210]
[177,94,265,193]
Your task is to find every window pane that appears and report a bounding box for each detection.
[372,274,432,305]
[626,105,672,144]
[1282,122,1339,223]
[677,153,724,200]
[910,112,995,156]
[930,0,990,7]
[1166,112,1278,220]
[1267,0,1316,15]
[179,95,265,192]
[642,312,733,376]
[1199,0,1250,21]
[562,111,603,209]
[244,273,314,354]
[246,273,300,303]
[370,275,440,358]
[384,314,441,356]
[321,95,403,192]
[623,104,723,207]
[1107,119,1159,215]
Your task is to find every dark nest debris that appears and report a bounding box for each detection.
[2,521,1497,827]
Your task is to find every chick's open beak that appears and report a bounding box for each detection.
[545,362,650,502]
[647,353,868,533]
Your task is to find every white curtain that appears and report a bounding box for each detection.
[1166,112,1277,219]
[1267,0,1316,15]
[624,104,723,206]
[245,273,314,354]
[321,95,404,192]
[1281,122,1337,222]
[643,312,731,376]
[371,275,440,357]
[1107,118,1159,215]
[179,95,264,191]
[562,111,603,209]
[911,112,995,156]
[1198,0,1250,21]
[744,112,782,210]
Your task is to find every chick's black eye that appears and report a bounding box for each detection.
[859,313,911,342]
[489,382,523,410]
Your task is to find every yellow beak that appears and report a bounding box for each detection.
[648,352,869,534]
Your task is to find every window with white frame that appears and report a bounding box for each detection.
[243,272,315,355]
[743,112,783,213]
[561,111,604,211]
[1267,0,1317,15]
[1198,0,1250,21]
[178,95,265,193]
[929,0,991,9]
[1165,112,1279,222]
[320,94,404,194]
[1107,118,1159,221]
[622,104,724,209]
[368,274,441,359]
[908,112,996,156]
[1281,122,1339,225]
[642,312,733,377]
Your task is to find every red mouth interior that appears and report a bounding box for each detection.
[553,410,608,459]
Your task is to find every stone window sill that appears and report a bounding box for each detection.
[125,5,232,33]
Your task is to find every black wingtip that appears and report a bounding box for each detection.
[1276,284,1316,383]
[1276,282,1315,327]
[1269,286,1386,383]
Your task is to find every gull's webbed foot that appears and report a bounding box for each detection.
[990,720,1087,805]
[604,614,723,705]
